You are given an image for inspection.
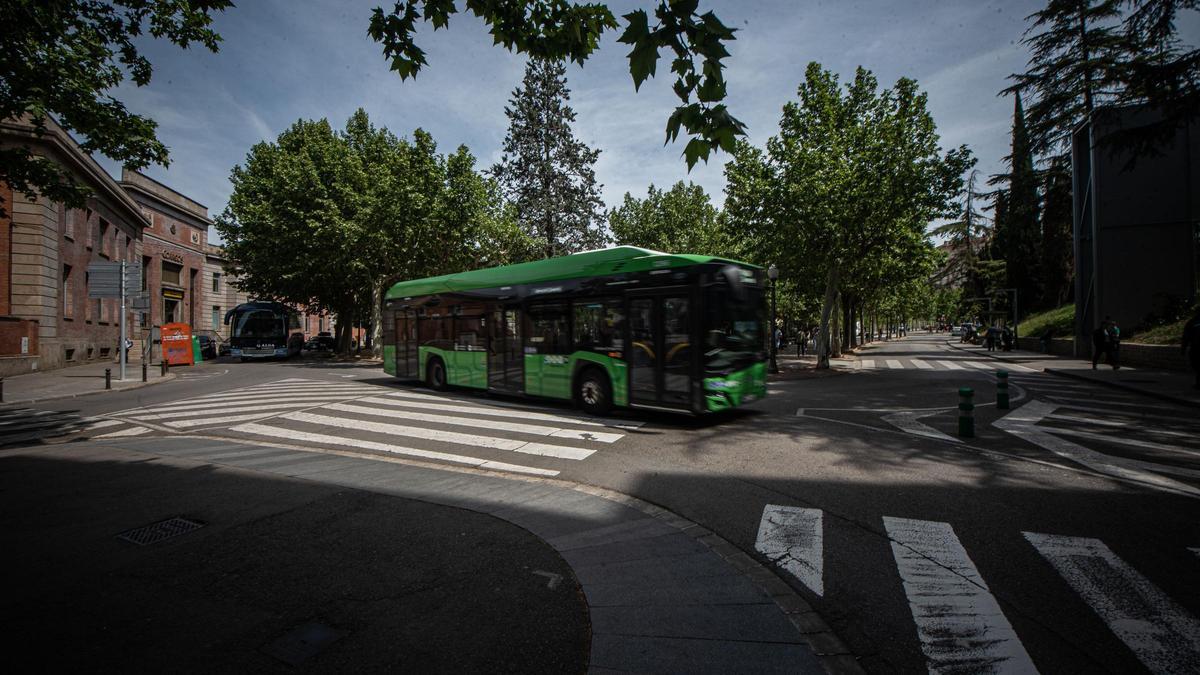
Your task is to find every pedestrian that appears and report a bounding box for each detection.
[1182,309,1200,390]
[985,325,998,351]
[1106,319,1121,370]
[1092,318,1110,369]
[1040,329,1053,353]
[1002,326,1014,352]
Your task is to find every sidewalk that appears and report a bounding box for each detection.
[1,437,843,673]
[0,355,176,405]
[943,335,1199,408]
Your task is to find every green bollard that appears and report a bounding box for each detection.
[958,387,975,438]
[996,371,1009,409]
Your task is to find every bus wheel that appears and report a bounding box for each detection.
[426,357,448,391]
[576,368,612,416]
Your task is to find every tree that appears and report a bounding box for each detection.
[492,57,608,258]
[0,0,231,215]
[1000,92,1043,315]
[217,111,513,353]
[368,1,745,168]
[1040,156,1075,307]
[725,63,969,367]
[1005,0,1128,158]
[931,167,988,299]
[608,181,725,254]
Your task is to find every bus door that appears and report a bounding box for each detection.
[487,305,523,392]
[628,292,691,408]
[394,310,418,378]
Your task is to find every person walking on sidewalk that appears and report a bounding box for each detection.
[1106,319,1122,370]
[1092,319,1111,369]
[1183,309,1200,389]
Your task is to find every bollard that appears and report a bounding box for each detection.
[105,368,112,390]
[996,370,1009,409]
[142,361,148,383]
[161,360,168,377]
[0,377,4,402]
[958,387,975,438]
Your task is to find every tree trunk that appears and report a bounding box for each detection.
[370,278,384,358]
[335,309,353,354]
[815,266,841,369]
[831,292,843,359]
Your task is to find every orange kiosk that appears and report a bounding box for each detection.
[161,322,195,366]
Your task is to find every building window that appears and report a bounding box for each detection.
[86,211,95,249]
[212,305,221,331]
[99,218,111,257]
[212,272,221,293]
[62,265,73,318]
[65,209,75,240]
[161,260,182,286]
[142,256,150,291]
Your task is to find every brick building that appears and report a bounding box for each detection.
[203,243,250,338]
[118,169,212,337]
[1,115,149,376]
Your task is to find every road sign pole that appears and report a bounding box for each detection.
[119,261,127,381]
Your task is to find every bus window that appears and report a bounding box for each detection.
[528,302,569,354]
[572,299,624,354]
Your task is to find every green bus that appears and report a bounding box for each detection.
[382,246,767,415]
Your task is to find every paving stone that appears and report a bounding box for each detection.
[547,517,678,551]
[558,532,708,567]
[589,634,823,674]
[582,574,769,607]
[591,603,802,643]
[571,550,741,587]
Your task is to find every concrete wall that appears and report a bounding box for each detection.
[1017,336,1189,371]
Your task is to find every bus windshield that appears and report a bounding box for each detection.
[232,309,283,339]
[704,284,764,374]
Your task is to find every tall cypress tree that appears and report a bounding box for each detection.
[492,57,608,258]
[1006,92,1043,315]
[1040,156,1074,308]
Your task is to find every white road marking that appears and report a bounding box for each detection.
[909,359,934,370]
[339,399,623,442]
[1043,426,1200,457]
[965,361,997,371]
[886,360,904,369]
[166,412,287,429]
[355,395,608,428]
[0,410,58,425]
[280,410,596,461]
[1044,396,1183,412]
[94,426,152,438]
[1191,547,1200,558]
[230,422,559,476]
[861,360,875,369]
[0,416,86,433]
[382,389,645,430]
[532,570,562,589]
[79,419,124,431]
[994,400,1200,498]
[937,360,965,370]
[755,505,824,596]
[181,387,377,402]
[1025,532,1200,673]
[1041,404,1195,423]
[885,517,1036,674]
[883,411,961,443]
[131,401,327,421]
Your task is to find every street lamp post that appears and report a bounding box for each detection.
[768,264,779,374]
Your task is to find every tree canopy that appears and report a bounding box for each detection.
[0,0,231,214]
[608,181,727,255]
[368,0,745,168]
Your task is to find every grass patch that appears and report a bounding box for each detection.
[1128,317,1186,345]
[1017,304,1074,338]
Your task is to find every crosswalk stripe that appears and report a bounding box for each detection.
[886,360,903,369]
[374,392,606,427]
[965,361,996,371]
[909,359,934,369]
[381,390,645,430]
[138,392,371,411]
[885,517,1036,673]
[1024,532,1200,672]
[1044,426,1200,456]
[861,360,875,369]
[338,399,624,442]
[937,360,965,370]
[0,409,58,425]
[280,410,596,461]
[166,412,285,429]
[0,416,86,434]
[95,426,152,438]
[79,419,124,431]
[755,505,823,596]
[230,421,559,477]
[181,387,377,403]
[1045,396,1181,412]
[131,401,324,421]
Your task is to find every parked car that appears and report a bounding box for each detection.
[305,332,335,351]
[950,325,964,337]
[196,334,217,359]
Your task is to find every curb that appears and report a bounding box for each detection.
[1,372,177,406]
[1044,368,1200,410]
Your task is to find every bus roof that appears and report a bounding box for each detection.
[385,246,757,300]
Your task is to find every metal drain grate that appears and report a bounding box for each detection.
[117,516,206,546]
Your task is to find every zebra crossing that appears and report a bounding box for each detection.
[755,504,1200,674]
[0,406,126,447]
[841,357,1037,372]
[102,377,638,477]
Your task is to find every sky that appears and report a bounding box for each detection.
[93,0,1195,244]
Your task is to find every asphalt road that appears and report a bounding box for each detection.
[4,337,1199,673]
